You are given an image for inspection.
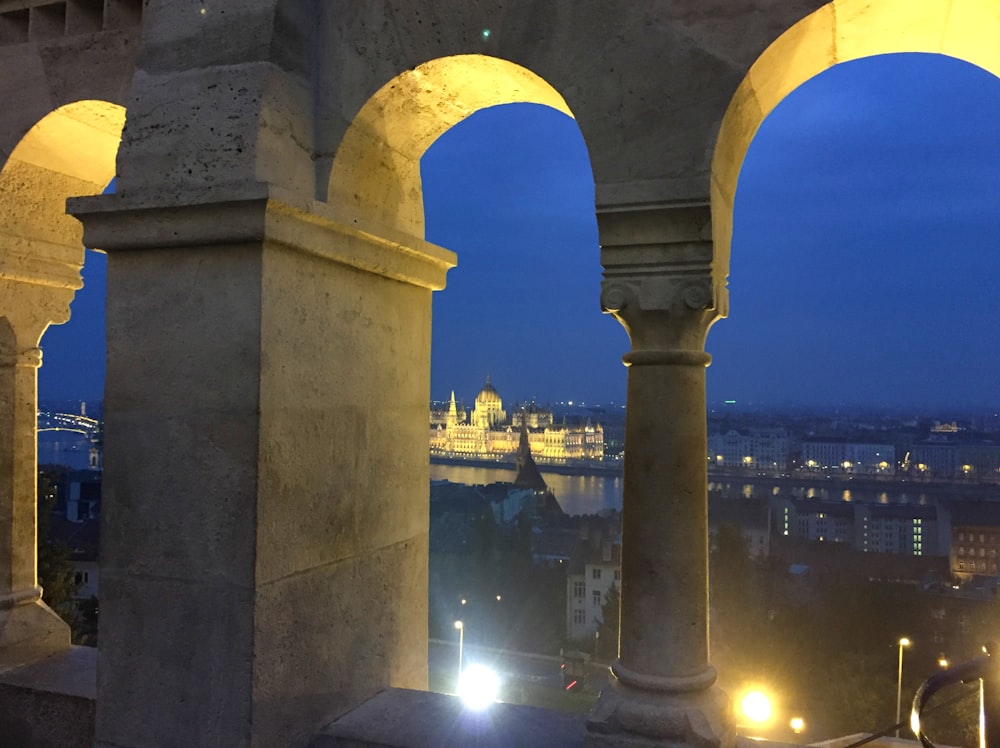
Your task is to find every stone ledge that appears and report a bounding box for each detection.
[0,645,96,748]
[311,687,587,748]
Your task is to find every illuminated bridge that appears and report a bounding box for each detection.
[36,411,101,444]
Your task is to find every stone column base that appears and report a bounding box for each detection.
[586,677,734,748]
[0,592,70,670]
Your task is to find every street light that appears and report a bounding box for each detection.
[454,620,464,687]
[896,637,911,737]
[740,691,772,725]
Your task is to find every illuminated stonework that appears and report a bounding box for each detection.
[430,379,604,463]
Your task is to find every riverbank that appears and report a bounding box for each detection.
[430,454,624,478]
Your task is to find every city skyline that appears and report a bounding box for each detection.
[38,51,1000,412]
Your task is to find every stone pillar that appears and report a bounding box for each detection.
[586,205,733,748]
[70,189,455,748]
[0,284,74,669]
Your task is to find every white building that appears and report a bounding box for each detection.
[801,439,896,475]
[708,428,792,470]
[566,542,621,641]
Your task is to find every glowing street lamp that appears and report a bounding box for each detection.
[741,691,771,723]
[457,663,500,710]
[789,716,805,734]
[454,620,464,687]
[896,637,911,737]
[738,689,773,732]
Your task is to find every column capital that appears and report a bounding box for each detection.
[598,203,725,355]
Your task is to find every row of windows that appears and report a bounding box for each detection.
[590,568,621,581]
[957,547,996,558]
[958,532,996,544]
[957,560,998,574]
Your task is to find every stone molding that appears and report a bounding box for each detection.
[0,348,41,369]
[0,236,84,291]
[0,585,42,611]
[68,188,456,291]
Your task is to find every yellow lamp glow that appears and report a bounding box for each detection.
[740,691,772,724]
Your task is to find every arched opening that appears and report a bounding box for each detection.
[0,100,123,660]
[421,101,615,405]
[419,100,623,687]
[329,54,618,704]
[711,0,1000,270]
[712,52,1000,409]
[708,1,1000,741]
[328,54,575,239]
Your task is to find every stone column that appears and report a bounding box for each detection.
[70,189,455,748]
[586,205,733,748]
[0,284,74,669]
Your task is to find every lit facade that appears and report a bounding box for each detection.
[775,497,940,556]
[910,439,1000,481]
[708,428,791,470]
[949,502,1000,582]
[430,379,604,463]
[801,439,896,475]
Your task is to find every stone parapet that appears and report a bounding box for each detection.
[0,645,96,748]
[311,687,587,748]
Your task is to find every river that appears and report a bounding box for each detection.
[429,463,623,516]
[431,463,1000,516]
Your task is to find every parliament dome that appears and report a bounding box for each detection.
[476,379,501,404]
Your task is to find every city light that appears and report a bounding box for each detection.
[789,716,805,734]
[454,620,464,686]
[896,637,911,738]
[457,664,500,710]
[740,691,772,724]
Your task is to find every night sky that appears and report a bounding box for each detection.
[37,52,1000,412]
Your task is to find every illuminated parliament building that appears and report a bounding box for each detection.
[430,378,604,463]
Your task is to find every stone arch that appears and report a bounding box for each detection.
[0,100,123,667]
[711,0,1000,292]
[0,99,124,316]
[328,54,577,239]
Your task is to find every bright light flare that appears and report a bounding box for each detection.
[790,716,805,733]
[740,691,772,724]
[457,664,500,710]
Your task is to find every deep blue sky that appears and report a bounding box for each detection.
[38,52,1000,411]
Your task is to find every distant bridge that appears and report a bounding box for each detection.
[36,411,101,443]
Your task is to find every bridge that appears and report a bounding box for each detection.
[36,411,101,444]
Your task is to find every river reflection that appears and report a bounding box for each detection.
[429,463,623,516]
[430,464,974,517]
[708,480,932,505]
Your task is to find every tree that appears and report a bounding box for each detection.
[596,584,619,661]
[36,471,79,618]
